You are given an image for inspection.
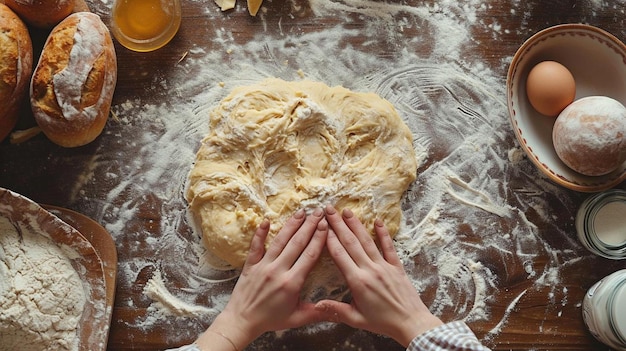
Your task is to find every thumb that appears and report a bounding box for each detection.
[286,302,327,327]
[314,300,363,327]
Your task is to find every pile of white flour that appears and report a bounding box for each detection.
[0,215,86,351]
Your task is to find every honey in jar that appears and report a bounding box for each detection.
[111,0,181,52]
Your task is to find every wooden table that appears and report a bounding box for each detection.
[2,0,626,350]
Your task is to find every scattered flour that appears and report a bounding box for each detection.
[0,216,86,351]
[140,269,222,326]
[66,0,616,348]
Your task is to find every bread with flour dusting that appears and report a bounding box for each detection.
[0,3,33,142]
[31,12,117,147]
[4,0,74,28]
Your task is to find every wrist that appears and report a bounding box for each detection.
[197,312,258,351]
[396,314,443,347]
[196,330,241,351]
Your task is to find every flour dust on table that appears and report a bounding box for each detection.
[73,0,593,347]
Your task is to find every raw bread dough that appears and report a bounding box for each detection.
[213,0,235,11]
[247,0,262,15]
[186,78,417,268]
[213,0,262,15]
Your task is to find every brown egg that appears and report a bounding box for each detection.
[526,61,576,117]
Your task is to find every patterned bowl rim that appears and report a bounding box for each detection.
[506,23,626,193]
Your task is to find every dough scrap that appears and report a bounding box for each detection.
[213,0,235,11]
[186,78,417,268]
[213,0,262,15]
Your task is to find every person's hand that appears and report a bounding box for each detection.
[196,208,328,351]
[315,205,443,347]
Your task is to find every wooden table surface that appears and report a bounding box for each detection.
[2,0,626,350]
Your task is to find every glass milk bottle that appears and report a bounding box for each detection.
[110,0,181,52]
[576,189,626,259]
[583,269,626,350]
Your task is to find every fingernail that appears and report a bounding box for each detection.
[313,207,323,217]
[375,218,384,227]
[294,209,305,219]
[325,204,336,215]
[342,208,353,218]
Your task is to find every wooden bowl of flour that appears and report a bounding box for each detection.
[0,188,113,350]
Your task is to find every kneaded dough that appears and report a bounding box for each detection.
[186,78,417,268]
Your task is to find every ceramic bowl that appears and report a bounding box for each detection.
[507,24,626,192]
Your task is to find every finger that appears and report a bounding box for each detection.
[374,218,402,266]
[325,228,359,276]
[325,204,369,265]
[286,302,327,327]
[264,209,306,261]
[342,208,383,262]
[314,300,365,328]
[278,208,324,264]
[290,218,328,278]
[243,219,270,269]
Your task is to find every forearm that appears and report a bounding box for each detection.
[394,313,443,347]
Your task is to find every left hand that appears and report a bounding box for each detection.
[315,205,443,347]
[197,208,328,350]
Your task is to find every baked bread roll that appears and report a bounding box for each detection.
[4,0,74,28]
[0,3,33,142]
[552,96,626,176]
[30,12,117,148]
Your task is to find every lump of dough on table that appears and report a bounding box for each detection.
[213,0,262,15]
[186,78,417,268]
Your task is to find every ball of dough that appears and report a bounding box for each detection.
[552,96,626,176]
[186,78,417,268]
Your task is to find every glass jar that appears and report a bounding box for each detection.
[583,269,626,350]
[110,0,181,52]
[576,189,626,259]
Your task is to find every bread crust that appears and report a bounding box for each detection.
[0,3,33,142]
[4,0,74,28]
[30,12,117,147]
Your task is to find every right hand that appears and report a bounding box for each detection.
[197,208,328,351]
[315,205,443,347]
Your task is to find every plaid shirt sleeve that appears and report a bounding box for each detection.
[408,321,491,351]
[166,344,201,351]
[168,321,489,351]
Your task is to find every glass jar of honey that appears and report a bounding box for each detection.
[110,0,181,52]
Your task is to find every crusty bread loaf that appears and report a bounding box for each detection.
[4,0,74,28]
[30,12,117,148]
[553,96,626,176]
[0,3,33,142]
